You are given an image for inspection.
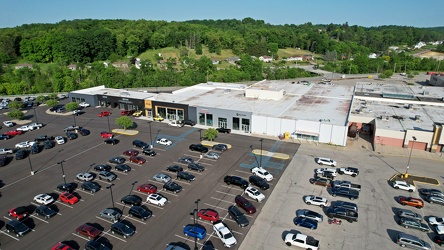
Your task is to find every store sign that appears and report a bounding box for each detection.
[122,98,129,101]
[199,109,209,114]
[144,100,152,109]
[236,113,246,117]
[102,96,107,98]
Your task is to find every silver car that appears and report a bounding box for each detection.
[426,195,444,205]
[396,232,431,250]
[399,217,430,232]
[205,152,220,159]
[153,173,172,183]
[398,209,422,222]
[99,208,122,222]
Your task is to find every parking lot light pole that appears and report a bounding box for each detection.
[154,130,161,145]
[57,160,66,184]
[106,115,111,133]
[148,121,153,148]
[106,184,115,208]
[405,136,417,177]
[250,145,260,169]
[129,181,138,195]
[194,199,200,250]
[33,107,38,123]
[73,112,77,126]
[198,129,202,142]
[28,153,34,175]
[260,139,263,169]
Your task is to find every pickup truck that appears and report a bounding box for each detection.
[337,167,359,177]
[213,221,237,248]
[167,120,184,128]
[309,177,332,187]
[332,180,361,191]
[0,148,13,155]
[330,187,359,200]
[326,207,358,223]
[284,233,320,250]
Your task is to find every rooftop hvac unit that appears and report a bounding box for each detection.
[423,91,429,95]
[415,115,421,121]
[408,104,413,109]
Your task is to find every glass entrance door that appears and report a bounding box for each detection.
[218,118,227,128]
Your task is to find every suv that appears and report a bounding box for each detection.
[396,232,431,249]
[398,209,422,222]
[249,175,270,190]
[224,176,248,189]
[316,157,337,166]
[163,181,182,193]
[94,164,112,172]
[216,127,231,134]
[99,208,122,222]
[188,162,205,172]
[66,132,78,140]
[399,197,424,209]
[63,125,79,132]
[181,120,196,126]
[5,220,31,237]
[398,217,430,232]
[309,177,332,187]
[326,207,358,223]
[189,144,209,153]
[228,205,249,228]
[98,171,117,182]
[128,206,152,221]
[43,140,55,149]
[212,144,228,152]
[34,135,54,142]
[330,187,359,200]
[337,167,359,177]
[132,140,149,149]
[235,195,256,214]
[78,128,90,136]
[332,201,358,212]
[110,222,135,238]
[176,171,196,182]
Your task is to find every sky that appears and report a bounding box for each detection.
[0,0,443,29]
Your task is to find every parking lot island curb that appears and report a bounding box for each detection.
[251,149,290,160]
[112,129,139,136]
[201,140,232,149]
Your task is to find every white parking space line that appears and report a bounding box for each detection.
[121,215,147,225]
[102,231,127,242]
[219,184,245,192]
[174,234,205,246]
[215,190,237,197]
[76,189,95,196]
[142,202,164,210]
[173,179,192,185]
[203,203,228,211]
[0,231,20,241]
[95,179,119,185]
[235,169,251,175]
[3,216,12,221]
[30,215,49,223]
[158,190,178,197]
[95,216,113,224]
[210,197,234,204]
[55,201,73,208]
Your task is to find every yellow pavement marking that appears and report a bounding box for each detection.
[251,149,290,160]
[201,140,232,149]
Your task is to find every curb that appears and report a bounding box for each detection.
[112,129,139,136]
[251,149,290,160]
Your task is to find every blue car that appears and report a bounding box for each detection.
[183,224,206,240]
[294,216,318,230]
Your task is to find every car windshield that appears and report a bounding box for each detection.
[223,233,234,239]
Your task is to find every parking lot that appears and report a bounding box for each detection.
[0,104,298,249]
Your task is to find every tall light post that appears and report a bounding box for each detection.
[57,160,66,184]
[129,181,138,195]
[154,130,161,145]
[106,184,115,208]
[72,112,77,126]
[194,199,201,250]
[260,139,263,169]
[28,152,34,175]
[148,121,153,148]
[405,136,417,177]
[250,145,260,168]
[198,129,202,141]
[106,115,111,133]
[33,107,38,123]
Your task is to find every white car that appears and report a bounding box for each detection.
[0,148,13,155]
[437,225,444,235]
[16,125,34,132]
[205,152,220,159]
[29,123,43,129]
[244,186,265,202]
[428,216,444,226]
[156,138,172,146]
[55,136,65,145]
[392,181,416,192]
[3,121,14,127]
[251,167,273,181]
[146,193,167,206]
[316,157,337,166]
[78,102,90,107]
[213,221,237,248]
[76,172,94,181]
[33,194,55,205]
[15,141,36,149]
[304,195,328,207]
[167,120,183,128]
[315,168,337,176]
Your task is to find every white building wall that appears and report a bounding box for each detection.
[252,115,267,134]
[404,129,434,147]
[295,120,320,134]
[375,128,405,139]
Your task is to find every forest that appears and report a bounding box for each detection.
[0,18,443,95]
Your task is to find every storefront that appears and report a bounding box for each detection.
[149,101,190,121]
[97,95,145,111]
[197,107,252,132]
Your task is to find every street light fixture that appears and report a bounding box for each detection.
[57,160,66,184]
[250,145,260,168]
[148,121,153,148]
[405,136,417,177]
[193,199,201,250]
[259,139,263,169]
[106,184,115,208]
[129,181,138,195]
[28,152,34,175]
[73,111,77,126]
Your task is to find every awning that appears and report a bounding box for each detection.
[295,130,319,136]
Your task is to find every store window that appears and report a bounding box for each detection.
[241,118,250,132]
[218,118,228,128]
[233,117,240,130]
[177,110,184,121]
[157,107,166,118]
[167,108,176,120]
[206,114,213,126]
[199,113,205,125]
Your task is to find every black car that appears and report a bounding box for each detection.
[202,241,215,250]
[15,149,27,160]
[189,144,209,153]
[178,157,194,164]
[66,132,78,140]
[435,235,444,246]
[43,140,55,149]
[121,195,142,206]
[34,135,54,142]
[104,138,119,145]
[249,175,270,190]
[0,134,10,140]
[326,207,358,223]
[109,157,125,164]
[216,127,231,134]
[0,155,7,166]
[330,187,359,200]
[30,143,40,154]
[57,182,77,193]
[419,188,443,197]
[181,120,196,126]
[132,139,149,149]
[110,222,135,238]
[163,181,182,193]
[5,220,30,237]
[94,164,112,172]
[228,205,249,228]
[167,165,183,173]
[35,205,57,219]
[85,240,111,250]
[212,144,228,152]
[81,181,101,193]
[142,149,156,156]
[224,175,249,189]
[128,206,152,221]
[176,171,196,182]
[115,164,131,173]
[188,163,205,172]
[78,128,90,136]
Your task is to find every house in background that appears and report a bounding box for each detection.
[259,56,273,63]
[15,63,33,69]
[67,64,77,70]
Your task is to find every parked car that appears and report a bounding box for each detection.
[397,209,422,222]
[304,195,328,207]
[146,193,167,206]
[142,148,156,156]
[337,167,359,177]
[94,164,112,172]
[296,209,323,222]
[121,110,134,116]
[157,138,172,146]
[235,195,256,214]
[189,144,209,153]
[228,205,249,228]
[0,134,11,140]
[309,177,333,187]
[326,207,358,223]
[98,111,111,117]
[434,235,444,247]
[66,132,78,140]
[5,220,30,237]
[30,143,40,154]
[420,188,443,197]
[163,181,182,193]
[4,130,23,136]
[59,192,79,204]
[198,209,220,223]
[224,175,248,189]
[115,164,131,173]
[121,195,142,206]
[129,156,146,164]
[330,187,360,200]
[35,205,57,219]
[428,216,444,226]
[3,121,15,127]
[98,171,117,182]
[136,183,157,194]
[78,128,90,136]
[399,217,430,232]
[426,195,444,205]
[8,206,29,220]
[167,165,183,173]
[396,232,431,249]
[123,149,139,156]
[249,175,270,190]
[399,196,424,209]
[250,167,273,181]
[132,110,143,117]
[55,136,65,144]
[34,135,54,142]
[0,147,14,155]
[188,162,205,172]
[109,156,125,164]
[15,149,28,160]
[77,172,94,181]
[315,168,337,177]
[316,157,337,166]
[43,140,55,149]
[15,141,36,149]
[78,102,90,108]
[76,223,102,239]
[178,157,194,164]
[153,115,164,121]
[205,152,220,159]
[81,181,101,193]
[104,138,119,145]
[63,125,79,132]
[294,217,318,230]
[392,181,416,192]
[153,173,172,183]
[17,125,35,132]
[57,182,77,193]
[72,110,84,116]
[100,132,113,138]
[181,120,196,126]
[33,193,55,205]
[244,186,265,202]
[176,171,196,182]
[216,127,231,134]
[183,224,206,240]
[99,207,122,222]
[128,205,152,221]
[212,144,228,152]
[168,120,184,127]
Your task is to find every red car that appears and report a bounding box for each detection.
[98,111,111,117]
[130,156,146,164]
[137,183,157,194]
[75,223,102,239]
[123,149,139,156]
[197,208,219,223]
[4,130,23,136]
[120,110,134,116]
[100,131,113,138]
[51,242,74,250]
[59,192,79,205]
[8,206,28,220]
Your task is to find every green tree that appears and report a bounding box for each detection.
[203,128,218,141]
[8,101,23,109]
[36,95,46,103]
[48,93,58,100]
[115,116,134,129]
[65,102,79,111]
[379,69,394,79]
[7,109,24,120]
[46,99,58,107]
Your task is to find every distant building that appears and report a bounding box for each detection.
[15,63,33,69]
[135,58,141,69]
[285,56,303,62]
[225,56,241,63]
[259,56,273,63]
[429,74,444,87]
[414,41,426,49]
[67,64,77,70]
